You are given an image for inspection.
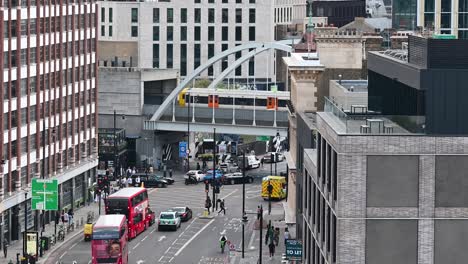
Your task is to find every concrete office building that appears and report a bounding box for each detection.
[300,35,468,263]
[97,0,282,82]
[417,0,468,38]
[0,0,98,244]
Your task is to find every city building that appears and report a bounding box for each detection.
[0,0,98,244]
[97,0,277,82]
[307,0,367,27]
[300,35,468,263]
[417,0,468,38]
[328,79,368,111]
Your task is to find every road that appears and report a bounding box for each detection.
[49,161,286,264]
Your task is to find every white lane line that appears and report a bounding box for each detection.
[174,219,215,256]
[221,189,238,200]
[169,257,174,262]
[150,229,156,234]
[59,251,67,259]
[141,235,148,241]
[88,261,92,264]
[69,241,79,250]
[248,230,256,250]
[132,242,141,250]
[128,250,132,254]
[158,235,166,242]
[164,247,172,254]
[158,256,165,262]
[171,239,178,245]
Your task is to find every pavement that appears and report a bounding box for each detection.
[24,159,291,264]
[3,202,100,264]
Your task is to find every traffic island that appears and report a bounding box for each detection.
[198,209,215,219]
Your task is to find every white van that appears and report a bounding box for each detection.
[247,155,260,169]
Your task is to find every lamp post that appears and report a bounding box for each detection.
[258,205,263,264]
[241,152,246,258]
[113,111,125,183]
[23,190,28,258]
[212,128,216,212]
[187,90,190,172]
[241,214,247,258]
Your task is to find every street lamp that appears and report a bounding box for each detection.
[113,110,125,183]
[241,214,248,258]
[22,189,29,258]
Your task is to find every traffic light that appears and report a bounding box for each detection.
[205,181,210,192]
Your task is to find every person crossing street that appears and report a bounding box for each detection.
[217,199,226,215]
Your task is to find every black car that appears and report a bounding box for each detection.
[131,174,168,188]
[222,172,254,185]
[168,207,193,222]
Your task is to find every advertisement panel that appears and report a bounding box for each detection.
[26,231,38,256]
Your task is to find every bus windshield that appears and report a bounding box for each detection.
[106,199,129,218]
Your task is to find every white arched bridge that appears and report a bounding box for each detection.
[143,42,292,136]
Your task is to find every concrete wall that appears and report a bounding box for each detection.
[329,80,368,111]
[316,38,363,69]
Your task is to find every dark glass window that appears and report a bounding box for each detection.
[167,26,173,41]
[208,26,215,41]
[235,26,242,41]
[236,8,242,23]
[249,58,255,76]
[181,8,187,23]
[131,8,138,23]
[222,8,228,23]
[222,26,228,41]
[195,8,201,23]
[109,8,113,22]
[194,44,201,69]
[181,26,187,41]
[249,8,256,23]
[153,26,159,41]
[153,8,160,23]
[195,26,201,41]
[167,8,174,23]
[208,8,215,23]
[131,26,138,37]
[235,51,242,76]
[167,44,173,68]
[180,44,187,76]
[101,7,105,22]
[109,26,113,37]
[101,25,105,36]
[249,26,255,41]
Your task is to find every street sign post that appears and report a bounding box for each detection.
[285,239,303,261]
[32,178,58,210]
[179,141,188,158]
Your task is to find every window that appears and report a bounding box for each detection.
[131,26,138,37]
[222,8,228,23]
[109,8,113,22]
[180,44,187,76]
[208,26,215,41]
[235,51,241,76]
[235,26,242,41]
[223,0,228,3]
[194,26,201,41]
[181,8,187,23]
[236,8,242,23]
[236,0,242,3]
[249,58,255,76]
[167,44,173,68]
[153,44,159,68]
[249,0,255,2]
[101,7,105,22]
[249,26,255,41]
[109,26,113,37]
[153,8,160,23]
[101,25,105,36]
[167,26,173,41]
[222,26,228,41]
[208,44,214,76]
[249,8,256,23]
[167,8,174,23]
[153,26,159,41]
[20,19,27,36]
[208,0,215,3]
[194,0,200,2]
[181,26,187,41]
[208,8,215,23]
[195,8,201,23]
[131,8,138,23]
[194,44,201,69]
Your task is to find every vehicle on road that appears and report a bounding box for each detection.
[204,169,224,181]
[261,152,284,163]
[106,188,154,239]
[261,176,287,200]
[238,155,261,170]
[84,223,93,241]
[219,163,229,173]
[131,173,168,188]
[158,212,181,231]
[185,170,206,182]
[222,172,254,185]
[185,176,198,185]
[168,207,193,222]
[91,214,128,264]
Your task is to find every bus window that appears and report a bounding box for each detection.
[133,214,143,225]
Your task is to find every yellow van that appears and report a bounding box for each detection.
[261,176,287,200]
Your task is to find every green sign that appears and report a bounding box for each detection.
[285,239,302,261]
[432,34,457,39]
[256,136,270,142]
[32,178,58,210]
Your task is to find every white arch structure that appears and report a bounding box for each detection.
[149,42,292,121]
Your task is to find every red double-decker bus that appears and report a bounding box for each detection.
[91,215,128,264]
[105,187,155,239]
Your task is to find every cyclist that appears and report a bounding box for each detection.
[219,235,227,253]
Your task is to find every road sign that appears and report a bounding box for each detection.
[32,178,58,210]
[179,141,188,158]
[285,239,303,261]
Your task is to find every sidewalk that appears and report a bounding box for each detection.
[3,202,100,264]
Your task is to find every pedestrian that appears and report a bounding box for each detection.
[205,197,212,215]
[284,227,290,245]
[169,169,173,178]
[265,225,271,245]
[122,176,127,188]
[218,199,226,215]
[61,210,69,225]
[127,177,133,187]
[3,237,8,258]
[274,227,280,246]
[261,158,264,167]
[257,206,261,220]
[202,160,207,170]
[132,167,136,175]
[135,176,141,187]
[68,208,74,226]
[126,167,132,178]
[268,242,276,258]
[196,162,201,170]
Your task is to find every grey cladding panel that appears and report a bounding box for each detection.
[366,220,418,264]
[435,156,468,207]
[367,156,419,207]
[435,220,468,264]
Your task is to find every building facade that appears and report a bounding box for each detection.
[97,0,276,81]
[1,0,98,243]
[307,0,367,27]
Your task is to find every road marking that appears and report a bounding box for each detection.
[149,188,158,194]
[221,189,238,200]
[132,242,141,250]
[59,251,67,259]
[158,235,166,241]
[150,229,156,234]
[69,241,79,250]
[248,230,256,250]
[174,218,215,256]
[141,235,148,241]
[164,247,172,254]
[158,256,165,262]
[88,261,91,264]
[169,257,174,262]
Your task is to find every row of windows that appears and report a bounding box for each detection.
[3,64,96,103]
[152,43,255,76]
[3,39,96,68]
[148,25,255,42]
[3,0,95,8]
[150,7,255,24]
[3,14,95,39]
[2,112,95,161]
